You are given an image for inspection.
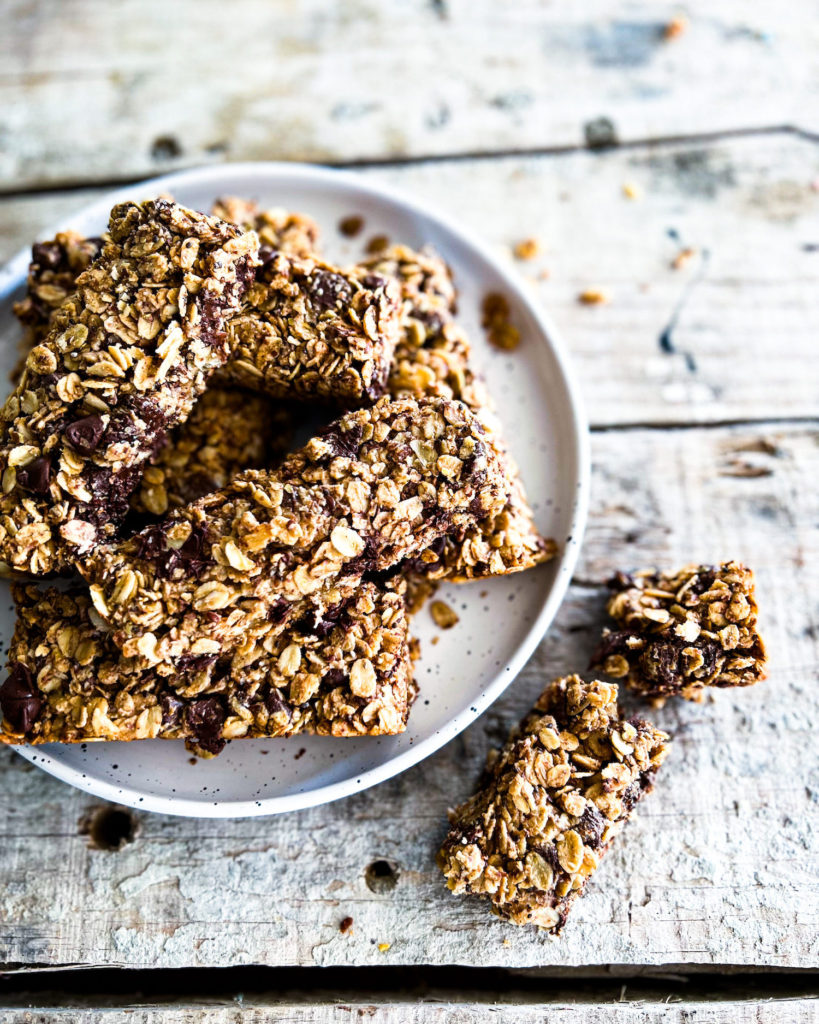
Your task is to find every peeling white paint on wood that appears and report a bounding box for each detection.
[1,1,818,189]
[1,134,817,428]
[0,423,814,969]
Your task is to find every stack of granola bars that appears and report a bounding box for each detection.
[0,196,554,756]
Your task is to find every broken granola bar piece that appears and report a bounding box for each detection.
[131,388,293,517]
[438,675,670,931]
[83,396,510,673]
[211,197,320,260]
[224,252,401,406]
[0,199,259,575]
[1,579,412,753]
[12,232,105,377]
[590,562,767,700]
[362,244,555,584]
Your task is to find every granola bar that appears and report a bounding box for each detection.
[211,197,320,260]
[223,253,401,405]
[363,244,554,583]
[12,232,105,377]
[131,387,293,517]
[590,562,767,700]
[0,579,412,755]
[438,675,670,931]
[0,199,259,575]
[83,396,510,673]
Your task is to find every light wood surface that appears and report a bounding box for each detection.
[0,3,816,1018]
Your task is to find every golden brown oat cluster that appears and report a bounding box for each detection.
[591,562,767,700]
[438,676,670,931]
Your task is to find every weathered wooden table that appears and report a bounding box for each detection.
[0,2,817,1020]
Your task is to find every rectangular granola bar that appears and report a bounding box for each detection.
[363,245,555,582]
[1,579,412,755]
[131,387,293,517]
[0,199,259,575]
[223,253,401,405]
[590,562,767,700]
[83,396,510,673]
[438,675,670,931]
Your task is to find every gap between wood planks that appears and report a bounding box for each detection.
[0,965,816,1008]
[1,123,817,200]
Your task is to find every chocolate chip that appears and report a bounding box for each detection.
[0,663,43,734]
[16,456,51,496]
[321,668,346,690]
[589,629,637,669]
[258,244,276,266]
[64,414,105,455]
[309,269,354,311]
[576,805,606,850]
[31,241,64,270]
[184,697,227,756]
[264,687,293,720]
[159,692,184,727]
[135,523,211,578]
[317,422,363,461]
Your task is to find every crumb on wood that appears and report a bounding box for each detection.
[664,15,688,39]
[622,182,641,200]
[481,291,521,351]
[431,600,459,629]
[671,247,696,270]
[378,942,391,952]
[340,916,354,935]
[339,215,364,238]
[365,234,390,254]
[513,237,540,261]
[577,289,610,306]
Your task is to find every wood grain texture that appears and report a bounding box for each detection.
[1,998,817,1023]
[1,133,817,428]
[0,422,815,970]
[1,0,818,189]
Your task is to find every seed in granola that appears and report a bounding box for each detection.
[430,600,459,630]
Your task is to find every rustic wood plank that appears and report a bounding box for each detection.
[1,133,817,428]
[0,421,815,969]
[0,997,816,1022]
[2,1,818,189]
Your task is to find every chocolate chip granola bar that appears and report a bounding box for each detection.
[211,197,320,260]
[131,387,293,517]
[590,562,767,700]
[0,199,259,575]
[224,252,401,406]
[1,579,412,755]
[363,244,554,583]
[438,675,670,930]
[83,396,510,673]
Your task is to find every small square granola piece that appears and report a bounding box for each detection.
[590,562,766,700]
[437,675,670,931]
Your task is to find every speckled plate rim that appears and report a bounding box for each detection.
[0,161,589,817]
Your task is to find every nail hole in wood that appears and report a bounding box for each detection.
[365,859,399,893]
[79,805,139,851]
[151,135,182,161]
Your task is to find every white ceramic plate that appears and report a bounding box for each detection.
[0,162,588,817]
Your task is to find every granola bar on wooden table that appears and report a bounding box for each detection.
[82,396,510,674]
[0,579,412,755]
[438,675,670,931]
[0,199,259,575]
[590,562,767,700]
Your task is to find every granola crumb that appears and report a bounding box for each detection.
[513,238,540,261]
[664,15,688,39]
[577,289,610,306]
[430,636,440,646]
[366,234,391,254]
[481,292,521,351]
[339,215,365,238]
[377,942,391,952]
[339,916,354,934]
[431,600,459,630]
[671,247,697,270]
[622,183,641,200]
